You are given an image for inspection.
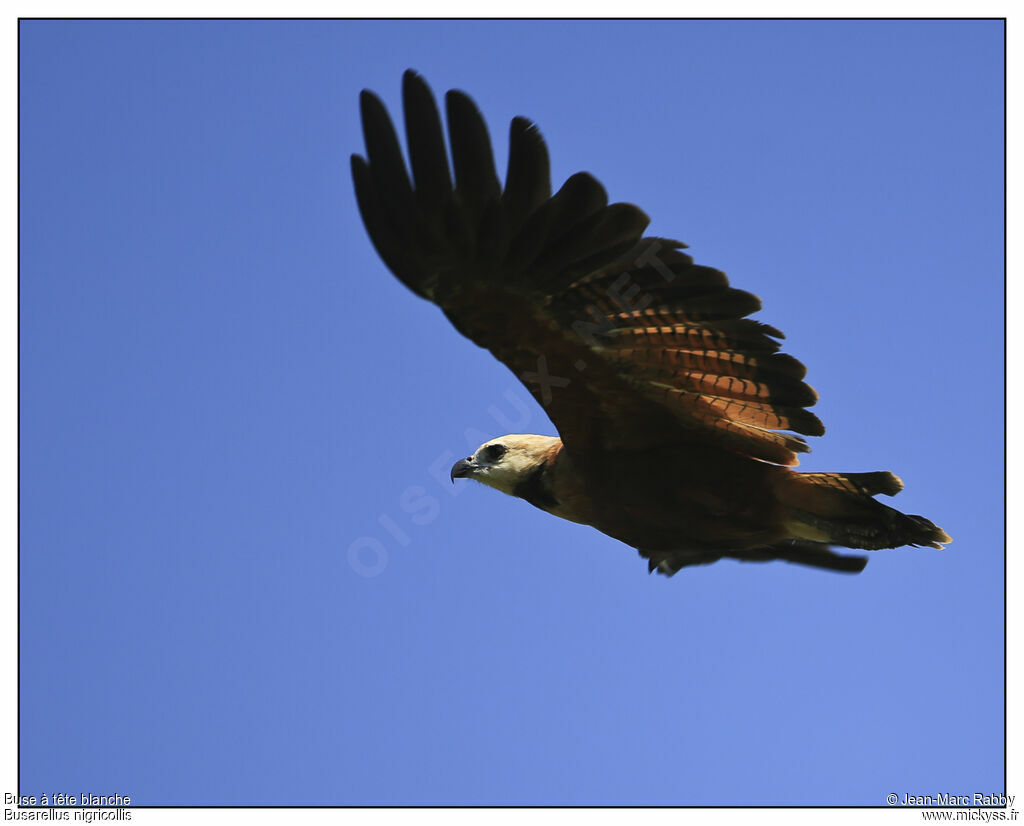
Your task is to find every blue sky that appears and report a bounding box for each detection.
[19,20,1003,806]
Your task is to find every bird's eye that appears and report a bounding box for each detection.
[482,444,507,463]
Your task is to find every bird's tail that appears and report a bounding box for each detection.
[775,470,951,550]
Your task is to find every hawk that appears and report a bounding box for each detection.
[351,71,950,575]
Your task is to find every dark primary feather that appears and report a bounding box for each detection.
[351,70,823,465]
[402,72,452,205]
[502,117,550,232]
[446,89,502,209]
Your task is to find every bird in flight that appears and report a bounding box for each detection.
[351,70,950,575]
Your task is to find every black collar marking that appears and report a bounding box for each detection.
[513,461,560,510]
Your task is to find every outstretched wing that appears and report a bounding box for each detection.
[351,71,823,465]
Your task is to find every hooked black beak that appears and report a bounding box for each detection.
[450,457,476,482]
